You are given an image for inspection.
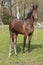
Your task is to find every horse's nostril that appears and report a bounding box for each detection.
[35,18,38,21]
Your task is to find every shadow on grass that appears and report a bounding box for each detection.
[17,42,43,54]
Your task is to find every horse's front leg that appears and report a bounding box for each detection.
[23,35,27,53]
[9,32,12,57]
[14,33,17,55]
[28,34,32,52]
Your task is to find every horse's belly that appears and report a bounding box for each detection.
[13,25,24,34]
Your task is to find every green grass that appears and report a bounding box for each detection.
[0,27,43,65]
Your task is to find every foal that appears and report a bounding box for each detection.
[9,4,38,56]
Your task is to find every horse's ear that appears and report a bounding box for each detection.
[31,3,34,8]
[36,5,38,8]
[33,5,34,9]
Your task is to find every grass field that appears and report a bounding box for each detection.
[0,27,43,65]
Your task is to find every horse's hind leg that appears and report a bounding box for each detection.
[13,33,17,55]
[23,35,27,53]
[9,32,12,57]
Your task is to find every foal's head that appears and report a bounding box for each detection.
[32,4,38,21]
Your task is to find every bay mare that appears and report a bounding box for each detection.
[9,5,38,56]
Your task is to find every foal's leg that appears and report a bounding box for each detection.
[14,33,17,55]
[9,32,12,57]
[23,35,27,53]
[28,34,32,52]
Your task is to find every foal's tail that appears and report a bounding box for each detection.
[12,33,14,42]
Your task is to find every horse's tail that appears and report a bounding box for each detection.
[12,33,14,42]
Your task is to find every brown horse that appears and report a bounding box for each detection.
[9,4,38,56]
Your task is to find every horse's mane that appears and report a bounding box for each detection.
[25,10,33,20]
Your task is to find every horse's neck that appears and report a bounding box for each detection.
[27,15,34,24]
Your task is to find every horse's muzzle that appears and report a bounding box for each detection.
[35,18,38,21]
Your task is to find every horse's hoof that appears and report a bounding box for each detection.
[15,53,17,56]
[23,51,25,53]
[29,51,31,52]
[28,49,31,52]
[9,53,11,57]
